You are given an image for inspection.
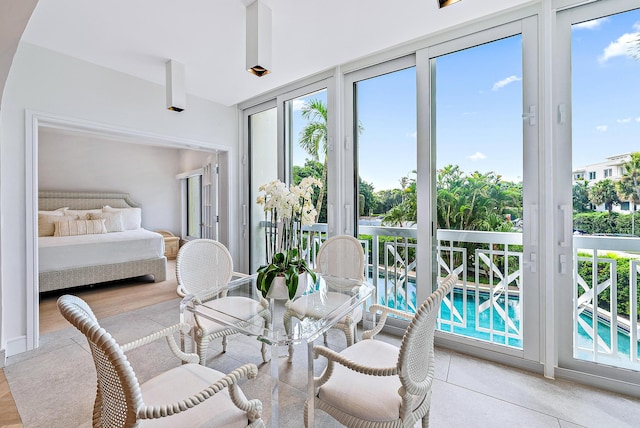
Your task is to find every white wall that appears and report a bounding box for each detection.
[0,42,238,358]
[38,129,214,233]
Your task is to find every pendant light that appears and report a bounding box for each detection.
[246,0,272,77]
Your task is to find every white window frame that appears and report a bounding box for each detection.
[555,0,640,395]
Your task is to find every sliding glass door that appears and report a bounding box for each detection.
[247,104,278,273]
[557,0,640,383]
[426,24,539,359]
[345,58,418,313]
[245,79,333,272]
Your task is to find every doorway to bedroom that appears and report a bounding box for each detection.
[28,114,231,351]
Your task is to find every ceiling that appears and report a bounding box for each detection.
[20,0,531,107]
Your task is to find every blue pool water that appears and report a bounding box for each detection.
[376,279,640,358]
[376,281,523,348]
[438,290,523,348]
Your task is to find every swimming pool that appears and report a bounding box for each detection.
[375,279,640,359]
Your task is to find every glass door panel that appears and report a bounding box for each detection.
[353,67,418,311]
[432,35,526,350]
[284,89,328,262]
[187,175,202,238]
[569,7,640,370]
[249,107,278,272]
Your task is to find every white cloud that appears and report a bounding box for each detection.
[636,117,640,122]
[468,152,486,161]
[596,125,608,132]
[406,131,417,139]
[492,75,521,91]
[617,117,633,124]
[598,31,640,63]
[291,99,306,111]
[573,18,608,30]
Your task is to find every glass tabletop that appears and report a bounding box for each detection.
[179,272,374,347]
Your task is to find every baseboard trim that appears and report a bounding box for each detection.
[5,336,27,359]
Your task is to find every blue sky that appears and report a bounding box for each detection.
[572,10,640,169]
[290,8,640,192]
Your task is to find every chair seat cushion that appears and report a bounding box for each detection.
[289,291,363,324]
[140,363,248,427]
[196,296,267,334]
[317,339,402,422]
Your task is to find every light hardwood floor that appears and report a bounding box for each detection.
[39,260,179,334]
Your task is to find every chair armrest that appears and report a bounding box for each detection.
[361,304,413,340]
[120,322,199,364]
[232,271,250,278]
[313,345,398,390]
[136,363,263,422]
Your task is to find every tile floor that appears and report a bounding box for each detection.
[4,297,640,428]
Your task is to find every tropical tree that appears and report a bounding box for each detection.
[435,166,520,232]
[381,172,416,226]
[589,179,620,214]
[298,99,363,222]
[573,180,591,213]
[616,152,640,205]
[298,99,328,221]
[374,189,403,214]
[293,159,326,222]
[359,178,377,216]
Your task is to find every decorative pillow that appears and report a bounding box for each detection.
[38,207,69,216]
[103,205,142,230]
[38,214,78,237]
[64,209,103,220]
[88,211,125,232]
[54,219,107,237]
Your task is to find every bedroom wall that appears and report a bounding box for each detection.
[0,0,39,368]
[38,129,214,234]
[0,42,239,358]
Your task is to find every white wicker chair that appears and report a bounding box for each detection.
[306,273,458,428]
[283,235,366,361]
[176,239,271,364]
[57,294,265,428]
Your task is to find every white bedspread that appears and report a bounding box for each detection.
[39,228,165,273]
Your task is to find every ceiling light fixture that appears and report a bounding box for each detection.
[246,0,272,77]
[166,59,186,112]
[439,0,462,8]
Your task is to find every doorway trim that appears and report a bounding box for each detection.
[25,109,230,351]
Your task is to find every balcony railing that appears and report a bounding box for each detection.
[295,224,640,368]
[573,235,640,369]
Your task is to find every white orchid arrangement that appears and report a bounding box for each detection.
[256,177,321,298]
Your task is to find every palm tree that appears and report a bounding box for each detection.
[617,152,640,204]
[298,99,328,221]
[298,99,363,222]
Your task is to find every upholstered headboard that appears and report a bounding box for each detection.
[38,191,140,211]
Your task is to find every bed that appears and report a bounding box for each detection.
[38,191,167,293]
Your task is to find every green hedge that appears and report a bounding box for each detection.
[574,211,639,236]
[576,252,640,321]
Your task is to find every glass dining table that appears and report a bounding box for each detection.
[180,272,375,427]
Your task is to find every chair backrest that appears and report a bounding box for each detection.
[315,235,366,282]
[397,273,457,397]
[57,294,143,427]
[176,239,234,296]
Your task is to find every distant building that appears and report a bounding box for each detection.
[573,152,637,214]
